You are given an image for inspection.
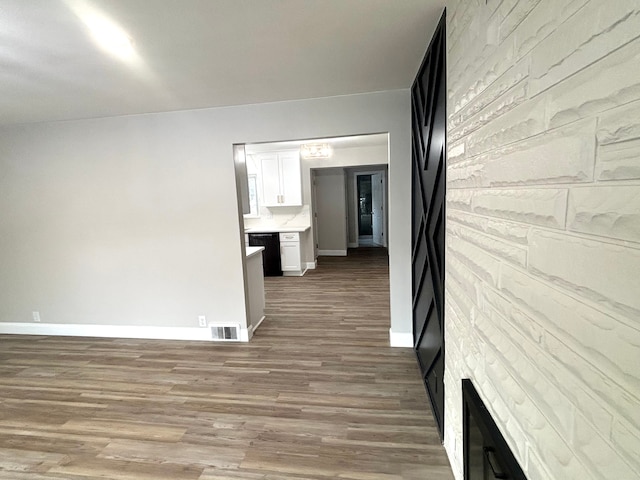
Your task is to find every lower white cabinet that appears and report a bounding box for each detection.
[279,232,305,276]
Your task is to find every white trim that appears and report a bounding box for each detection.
[389,328,413,348]
[317,249,347,256]
[348,242,358,248]
[250,315,266,335]
[239,326,250,342]
[0,322,251,342]
[283,265,308,277]
[306,260,317,270]
[352,169,389,249]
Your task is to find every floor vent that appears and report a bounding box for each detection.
[210,325,239,341]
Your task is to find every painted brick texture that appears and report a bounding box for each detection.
[444,1,640,479]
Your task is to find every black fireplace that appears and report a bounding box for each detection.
[463,379,526,480]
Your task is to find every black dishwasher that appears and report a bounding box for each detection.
[248,233,282,276]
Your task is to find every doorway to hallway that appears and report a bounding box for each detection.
[236,133,392,343]
[357,175,373,237]
[356,172,385,247]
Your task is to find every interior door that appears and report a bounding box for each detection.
[371,172,383,245]
[411,10,446,440]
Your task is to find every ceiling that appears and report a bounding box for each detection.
[0,0,444,127]
[244,133,388,154]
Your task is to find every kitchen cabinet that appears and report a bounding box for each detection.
[260,152,302,207]
[279,232,305,276]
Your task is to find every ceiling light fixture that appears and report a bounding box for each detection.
[300,143,332,159]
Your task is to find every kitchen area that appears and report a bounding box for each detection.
[242,146,313,276]
[234,134,389,340]
[235,142,313,339]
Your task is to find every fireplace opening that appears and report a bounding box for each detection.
[463,379,526,480]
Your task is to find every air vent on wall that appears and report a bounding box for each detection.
[210,325,239,341]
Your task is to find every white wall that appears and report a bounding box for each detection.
[304,143,388,185]
[315,169,347,254]
[303,143,389,256]
[444,1,640,479]
[0,90,413,342]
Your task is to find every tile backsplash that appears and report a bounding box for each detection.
[243,204,311,231]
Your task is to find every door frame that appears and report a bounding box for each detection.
[370,171,384,246]
[311,169,319,261]
[356,174,373,239]
[351,169,388,248]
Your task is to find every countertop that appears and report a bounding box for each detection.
[244,226,311,234]
[245,246,265,259]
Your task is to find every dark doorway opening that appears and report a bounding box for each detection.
[357,175,373,236]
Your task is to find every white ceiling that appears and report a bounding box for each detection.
[244,133,388,154]
[0,0,444,127]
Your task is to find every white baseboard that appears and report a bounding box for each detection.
[283,266,308,277]
[0,322,250,343]
[389,328,413,348]
[250,316,266,335]
[317,249,347,256]
[239,325,250,342]
[306,261,317,270]
[348,242,358,248]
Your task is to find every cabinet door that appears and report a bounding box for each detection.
[279,153,302,206]
[260,154,281,207]
[280,242,301,271]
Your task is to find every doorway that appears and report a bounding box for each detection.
[349,169,387,248]
[357,175,373,238]
[234,133,391,337]
[356,172,385,247]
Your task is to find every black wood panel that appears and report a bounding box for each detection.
[411,10,446,440]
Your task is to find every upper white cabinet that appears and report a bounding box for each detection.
[259,151,302,207]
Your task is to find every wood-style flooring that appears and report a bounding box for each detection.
[0,247,453,479]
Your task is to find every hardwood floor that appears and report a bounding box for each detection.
[0,248,453,479]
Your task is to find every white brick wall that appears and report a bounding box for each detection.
[444,1,640,479]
